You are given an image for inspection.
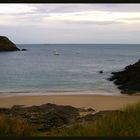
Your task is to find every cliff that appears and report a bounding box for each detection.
[108,59,140,94]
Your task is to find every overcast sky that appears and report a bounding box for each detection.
[0,4,140,44]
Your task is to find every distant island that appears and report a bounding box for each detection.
[108,59,140,95]
[0,36,20,51]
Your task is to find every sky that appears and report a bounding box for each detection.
[0,4,140,44]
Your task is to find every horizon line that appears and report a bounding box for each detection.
[16,43,140,45]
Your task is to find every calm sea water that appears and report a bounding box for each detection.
[0,44,140,96]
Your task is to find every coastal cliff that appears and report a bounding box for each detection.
[108,59,140,94]
[0,36,20,51]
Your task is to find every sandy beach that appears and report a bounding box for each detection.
[0,94,140,111]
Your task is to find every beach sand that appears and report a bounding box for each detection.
[0,94,140,111]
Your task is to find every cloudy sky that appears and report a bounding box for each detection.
[0,4,140,44]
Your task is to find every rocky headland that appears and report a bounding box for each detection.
[0,36,20,51]
[108,59,140,95]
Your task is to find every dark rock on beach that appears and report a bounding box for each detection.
[0,36,20,51]
[108,59,140,94]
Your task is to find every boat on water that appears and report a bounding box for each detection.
[54,49,59,55]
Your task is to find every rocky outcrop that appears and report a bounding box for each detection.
[0,103,98,131]
[0,103,80,131]
[108,59,140,94]
[99,70,103,74]
[21,48,27,51]
[0,36,20,51]
[0,103,124,132]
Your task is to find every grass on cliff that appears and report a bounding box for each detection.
[0,114,37,137]
[46,102,140,136]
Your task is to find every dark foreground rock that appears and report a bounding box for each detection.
[0,103,123,132]
[0,103,80,131]
[0,36,20,51]
[108,59,140,94]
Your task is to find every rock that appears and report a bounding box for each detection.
[78,107,95,112]
[0,108,10,114]
[87,108,95,112]
[108,59,140,94]
[0,103,80,131]
[0,36,20,51]
[38,104,80,130]
[78,110,122,124]
[99,70,103,74]
[11,105,25,110]
[21,49,27,51]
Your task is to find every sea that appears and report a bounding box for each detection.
[0,44,140,96]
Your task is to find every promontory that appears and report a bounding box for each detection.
[0,36,20,51]
[108,59,140,95]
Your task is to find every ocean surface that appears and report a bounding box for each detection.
[0,44,140,96]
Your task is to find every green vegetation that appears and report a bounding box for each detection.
[0,102,140,137]
[46,102,140,136]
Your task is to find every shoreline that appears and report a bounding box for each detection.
[0,94,140,111]
[0,90,121,97]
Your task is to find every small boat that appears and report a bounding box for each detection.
[54,49,59,55]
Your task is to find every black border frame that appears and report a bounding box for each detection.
[0,1,140,140]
